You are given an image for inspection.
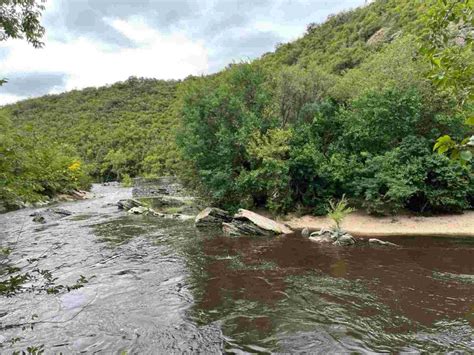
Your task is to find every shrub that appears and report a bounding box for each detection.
[0,114,90,208]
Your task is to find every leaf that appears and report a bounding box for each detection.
[433,135,454,152]
[460,150,473,162]
[450,149,461,160]
[466,116,474,126]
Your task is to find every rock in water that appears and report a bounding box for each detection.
[49,208,73,216]
[301,228,310,238]
[369,238,399,247]
[195,207,232,227]
[223,209,293,237]
[128,206,150,215]
[309,234,333,243]
[117,199,143,210]
[333,234,356,246]
[31,208,73,223]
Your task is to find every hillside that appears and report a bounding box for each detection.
[268,0,425,69]
[2,0,472,213]
[3,77,180,179]
[2,0,425,178]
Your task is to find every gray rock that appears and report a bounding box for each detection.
[117,199,143,210]
[50,208,73,216]
[128,206,150,215]
[311,229,333,239]
[31,208,73,223]
[147,195,191,208]
[301,228,310,238]
[223,209,293,237]
[222,220,272,237]
[195,207,232,227]
[369,238,399,247]
[32,215,46,224]
[333,234,356,246]
[309,234,333,243]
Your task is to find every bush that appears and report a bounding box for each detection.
[178,64,472,216]
[0,114,91,209]
[354,137,472,214]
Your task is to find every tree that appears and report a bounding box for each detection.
[1,0,46,84]
[420,0,474,164]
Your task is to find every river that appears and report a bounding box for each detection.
[1,184,473,353]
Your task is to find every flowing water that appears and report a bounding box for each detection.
[1,184,473,353]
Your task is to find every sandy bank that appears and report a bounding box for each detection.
[282,211,474,238]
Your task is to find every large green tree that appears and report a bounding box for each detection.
[421,0,474,163]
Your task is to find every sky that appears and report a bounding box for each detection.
[0,0,368,105]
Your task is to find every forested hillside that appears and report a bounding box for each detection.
[2,0,472,214]
[176,0,473,215]
[3,78,180,179]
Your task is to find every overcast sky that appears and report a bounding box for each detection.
[0,0,367,105]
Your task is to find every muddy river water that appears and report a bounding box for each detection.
[1,184,473,353]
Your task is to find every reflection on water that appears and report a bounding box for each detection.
[182,233,474,353]
[0,184,473,353]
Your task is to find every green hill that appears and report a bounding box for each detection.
[2,0,472,213]
[3,77,180,179]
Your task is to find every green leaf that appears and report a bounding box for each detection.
[466,116,474,126]
[434,135,454,152]
[460,150,473,162]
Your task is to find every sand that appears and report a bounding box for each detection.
[283,211,474,238]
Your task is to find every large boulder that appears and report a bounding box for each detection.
[195,207,232,227]
[117,199,143,210]
[223,209,293,237]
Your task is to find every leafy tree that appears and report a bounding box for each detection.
[0,0,45,46]
[1,0,46,85]
[420,0,474,164]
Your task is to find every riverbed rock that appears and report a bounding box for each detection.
[71,190,95,200]
[147,195,191,208]
[31,208,73,223]
[369,238,399,247]
[223,209,293,237]
[310,228,334,239]
[301,228,310,238]
[128,206,151,215]
[117,199,143,210]
[309,234,333,243]
[195,207,232,227]
[333,234,356,246]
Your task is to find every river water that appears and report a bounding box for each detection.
[1,184,473,353]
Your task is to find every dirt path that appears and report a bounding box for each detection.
[283,211,474,238]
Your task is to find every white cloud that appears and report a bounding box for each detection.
[0,16,209,104]
[0,93,27,106]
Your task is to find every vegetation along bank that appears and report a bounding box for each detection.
[1,0,473,217]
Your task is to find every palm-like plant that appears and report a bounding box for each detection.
[327,195,355,231]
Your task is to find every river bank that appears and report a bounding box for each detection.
[1,183,473,353]
[282,210,474,238]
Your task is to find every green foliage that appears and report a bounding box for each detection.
[327,195,355,230]
[0,0,46,48]
[179,75,472,214]
[420,0,474,106]
[3,0,473,217]
[177,63,276,210]
[2,77,180,179]
[355,137,472,214]
[0,114,90,208]
[121,173,133,187]
[420,0,474,164]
